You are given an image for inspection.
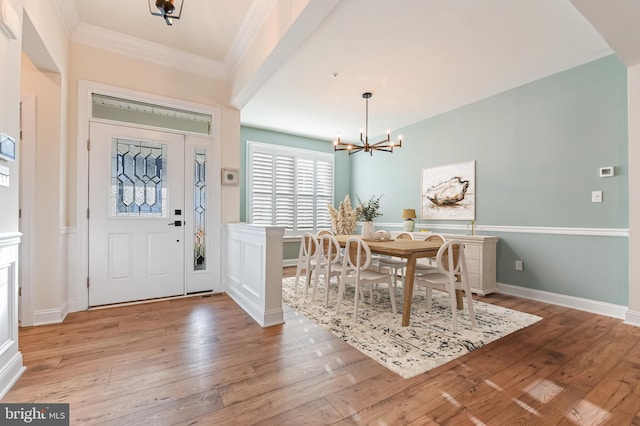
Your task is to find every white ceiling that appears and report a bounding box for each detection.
[52,1,640,144]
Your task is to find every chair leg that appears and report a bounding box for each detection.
[448,286,458,331]
[304,269,313,299]
[310,267,322,301]
[294,266,302,292]
[425,288,432,311]
[387,276,397,314]
[324,272,331,308]
[464,289,477,327]
[353,282,360,320]
[398,266,406,294]
[336,277,345,314]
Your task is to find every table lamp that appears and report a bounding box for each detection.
[402,208,417,232]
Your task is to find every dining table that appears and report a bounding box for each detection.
[334,234,460,327]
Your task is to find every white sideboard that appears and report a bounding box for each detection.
[399,232,499,295]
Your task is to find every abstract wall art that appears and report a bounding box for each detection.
[421,160,475,220]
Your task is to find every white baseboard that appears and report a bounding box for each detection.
[33,303,69,326]
[497,282,628,320]
[225,284,284,328]
[283,259,298,267]
[0,351,25,400]
[624,309,640,326]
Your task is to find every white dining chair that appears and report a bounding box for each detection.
[316,229,334,238]
[336,237,397,320]
[294,232,323,297]
[414,233,446,274]
[413,239,477,331]
[311,234,343,307]
[376,231,413,291]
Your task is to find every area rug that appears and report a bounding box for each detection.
[282,276,542,379]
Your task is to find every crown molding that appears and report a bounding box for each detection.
[71,23,227,79]
[224,0,277,73]
[51,0,80,39]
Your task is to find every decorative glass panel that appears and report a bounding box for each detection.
[111,139,167,217]
[194,147,207,271]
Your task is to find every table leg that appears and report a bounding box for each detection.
[455,274,463,309]
[402,254,418,326]
[455,290,463,309]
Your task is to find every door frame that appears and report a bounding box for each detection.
[19,95,36,326]
[74,80,222,312]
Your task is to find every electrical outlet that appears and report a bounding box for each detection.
[515,260,524,271]
[592,191,602,203]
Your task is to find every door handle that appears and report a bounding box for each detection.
[168,220,182,226]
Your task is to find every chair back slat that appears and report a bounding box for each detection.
[302,232,319,257]
[425,234,445,244]
[344,238,371,271]
[435,240,463,275]
[320,234,341,264]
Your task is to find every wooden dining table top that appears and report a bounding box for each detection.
[333,235,441,258]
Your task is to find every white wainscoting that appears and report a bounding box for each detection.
[224,224,285,327]
[0,233,25,399]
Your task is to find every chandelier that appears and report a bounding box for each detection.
[333,92,403,156]
[149,0,184,26]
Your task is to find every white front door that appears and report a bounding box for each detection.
[89,122,185,306]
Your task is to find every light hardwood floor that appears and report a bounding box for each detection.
[3,267,640,425]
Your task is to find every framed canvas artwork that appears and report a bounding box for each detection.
[421,160,475,220]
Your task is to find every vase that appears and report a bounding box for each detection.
[361,221,375,239]
[403,219,415,232]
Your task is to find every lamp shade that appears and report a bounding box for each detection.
[402,208,416,219]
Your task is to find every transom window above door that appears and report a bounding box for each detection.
[92,93,213,135]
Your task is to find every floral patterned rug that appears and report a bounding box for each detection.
[282,276,542,379]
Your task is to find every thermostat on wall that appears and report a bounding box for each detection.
[0,132,16,161]
[599,166,614,177]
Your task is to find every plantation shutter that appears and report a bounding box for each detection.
[275,155,295,229]
[296,158,315,231]
[315,159,333,229]
[247,141,334,235]
[250,151,274,225]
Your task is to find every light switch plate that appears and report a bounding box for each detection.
[0,164,9,187]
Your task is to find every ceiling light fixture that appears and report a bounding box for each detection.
[333,92,402,156]
[149,0,184,26]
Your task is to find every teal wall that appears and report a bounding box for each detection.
[351,55,629,305]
